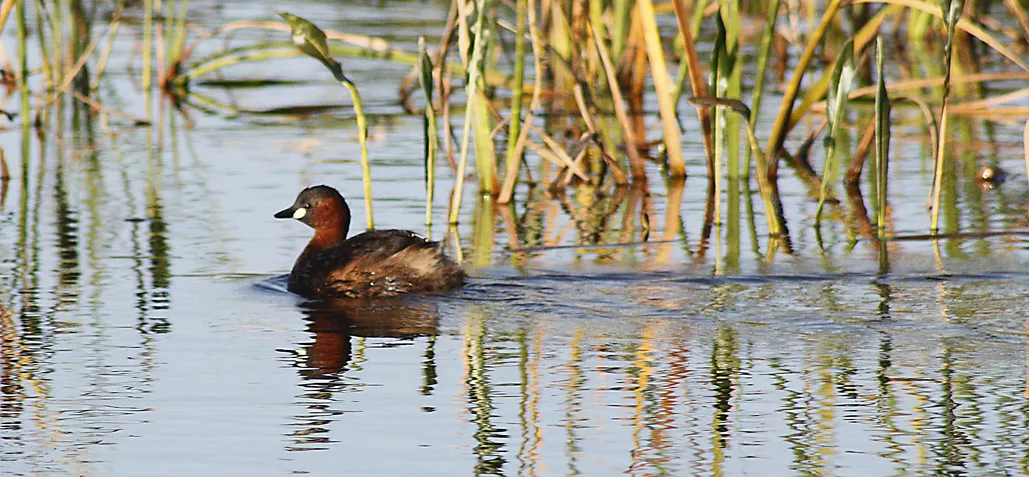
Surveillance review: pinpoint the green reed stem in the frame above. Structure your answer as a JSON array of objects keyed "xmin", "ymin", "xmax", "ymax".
[
  {"xmin": 34, "ymin": 0, "xmax": 53, "ymax": 91},
  {"xmin": 504, "ymin": 0, "xmax": 526, "ymax": 166},
  {"xmin": 711, "ymin": 15, "xmax": 727, "ymax": 225},
  {"xmin": 764, "ymin": 0, "xmax": 843, "ymax": 172},
  {"xmin": 418, "ymin": 37, "xmax": 438, "ymax": 230},
  {"xmin": 172, "ymin": 0, "xmax": 190, "ymax": 65},
  {"xmin": 611, "ymin": 0, "xmax": 631, "ymax": 61},
  {"xmin": 92, "ymin": 1, "xmax": 126, "ymax": 90},
  {"xmin": 473, "ymin": 0, "xmax": 497, "ymax": 196},
  {"xmin": 449, "ymin": 0, "xmax": 492, "ymax": 222},
  {"xmin": 143, "ymin": 0, "xmax": 153, "ymax": 95},
  {"xmin": 815, "ymin": 38, "xmax": 854, "ymax": 228},
  {"xmin": 16, "ymin": 0, "xmax": 29, "ymax": 129},
  {"xmin": 340, "ymin": 80, "xmax": 374, "ymax": 230},
  {"xmin": 874, "ymin": 38, "xmax": 891, "ymax": 238},
  {"xmin": 690, "ymin": 97, "xmax": 781, "ymax": 235},
  {"xmin": 931, "ymin": 0, "xmax": 964, "ymax": 233},
  {"xmin": 744, "ymin": 0, "xmax": 781, "ymax": 180}
]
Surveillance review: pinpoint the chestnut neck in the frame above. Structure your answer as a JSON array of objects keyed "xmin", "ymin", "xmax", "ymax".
[{"xmin": 304, "ymin": 197, "xmax": 352, "ymax": 253}]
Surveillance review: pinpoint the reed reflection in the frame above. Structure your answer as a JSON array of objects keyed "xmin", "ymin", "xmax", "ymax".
[{"xmin": 285, "ymin": 299, "xmax": 440, "ymax": 452}]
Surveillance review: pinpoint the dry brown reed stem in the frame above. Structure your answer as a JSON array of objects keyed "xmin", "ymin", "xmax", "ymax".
[
  {"xmin": 571, "ymin": 83, "xmax": 628, "ymax": 186},
  {"xmin": 890, "ymin": 95, "xmax": 939, "ymax": 169},
  {"xmin": 845, "ymin": 120, "xmax": 877, "ymax": 184},
  {"xmin": 850, "ymin": 72, "xmax": 1029, "ymax": 98},
  {"xmin": 590, "ymin": 22, "xmax": 646, "ymax": 179},
  {"xmin": 948, "ymin": 89, "xmax": 1029, "ymax": 112},
  {"xmin": 497, "ymin": 203, "xmax": 523, "ymax": 266},
  {"xmin": 785, "ymin": 5, "xmax": 893, "ymax": 132},
  {"xmin": 91, "ymin": 7, "xmax": 125, "ymax": 90},
  {"xmin": 436, "ymin": 7, "xmax": 459, "ymax": 169},
  {"xmin": 184, "ymin": 21, "xmax": 410, "ymax": 66},
  {"xmin": 670, "ymin": 0, "xmax": 714, "ymax": 173},
  {"xmin": 852, "ymin": 0, "xmax": 1029, "ymax": 71},
  {"xmin": 844, "ymin": 181, "xmax": 877, "ymax": 240},
  {"xmin": 39, "ymin": 27, "xmax": 106, "ymax": 104},
  {"xmin": 72, "ymin": 91, "xmax": 150, "ymax": 125},
  {"xmin": 529, "ymin": 124, "xmax": 589, "ymax": 180},
  {"xmin": 554, "ymin": 143, "xmax": 590, "ymax": 188},
  {"xmin": 637, "ymin": 0, "xmax": 685, "ymax": 177},
  {"xmin": 0, "ymin": 0, "xmax": 15, "ymax": 50},
  {"xmin": 1004, "ymin": 0, "xmax": 1029, "ymax": 43},
  {"xmin": 0, "ymin": 147, "xmax": 8, "ymax": 181}
]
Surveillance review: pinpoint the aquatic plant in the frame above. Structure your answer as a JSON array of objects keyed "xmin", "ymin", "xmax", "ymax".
[
  {"xmin": 1, "ymin": 0, "xmax": 1027, "ymax": 261},
  {"xmin": 277, "ymin": 11, "xmax": 375, "ymax": 230}
]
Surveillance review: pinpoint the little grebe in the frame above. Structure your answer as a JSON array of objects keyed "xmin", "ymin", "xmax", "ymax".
[{"xmin": 274, "ymin": 185, "xmax": 464, "ymax": 298}]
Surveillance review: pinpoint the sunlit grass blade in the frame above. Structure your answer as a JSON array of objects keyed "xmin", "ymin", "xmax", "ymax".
[
  {"xmin": 814, "ymin": 38, "xmax": 855, "ymax": 228},
  {"xmin": 143, "ymin": 0, "xmax": 153, "ymax": 101},
  {"xmin": 930, "ymin": 0, "xmax": 965, "ymax": 233},
  {"xmin": 1004, "ymin": 0, "xmax": 1029, "ymax": 43},
  {"xmin": 853, "ymin": 0, "xmax": 1028, "ymax": 71},
  {"xmin": 786, "ymin": 5, "xmax": 900, "ymax": 133},
  {"xmin": 503, "ymin": 0, "xmax": 527, "ymax": 171},
  {"xmin": 611, "ymin": 0, "xmax": 632, "ymax": 60},
  {"xmin": 874, "ymin": 37, "xmax": 891, "ymax": 239},
  {"xmin": 16, "ymin": 0, "xmax": 28, "ymax": 128},
  {"xmin": 764, "ymin": 0, "xmax": 844, "ymax": 173},
  {"xmin": 743, "ymin": 0, "xmax": 781, "ymax": 180},
  {"xmin": 279, "ymin": 11, "xmax": 374, "ymax": 229},
  {"xmin": 498, "ymin": 0, "xmax": 543, "ymax": 203},
  {"xmin": 716, "ymin": 0, "xmax": 741, "ymax": 181},
  {"xmin": 671, "ymin": 0, "xmax": 714, "ymax": 173},
  {"xmin": 638, "ymin": 0, "xmax": 685, "ymax": 177},
  {"xmin": 448, "ymin": 0, "xmax": 494, "ymax": 223},
  {"xmin": 591, "ymin": 21, "xmax": 646, "ymax": 180}
]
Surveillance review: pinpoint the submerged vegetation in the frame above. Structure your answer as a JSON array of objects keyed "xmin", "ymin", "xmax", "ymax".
[{"xmin": 3, "ymin": 0, "xmax": 1029, "ymax": 262}]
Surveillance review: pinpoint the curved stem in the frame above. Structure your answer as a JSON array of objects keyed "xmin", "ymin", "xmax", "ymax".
[{"xmin": 342, "ymin": 80, "xmax": 374, "ymax": 230}]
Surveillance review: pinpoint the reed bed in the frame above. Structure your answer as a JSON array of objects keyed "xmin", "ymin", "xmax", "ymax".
[{"xmin": 4, "ymin": 0, "xmax": 1029, "ymax": 260}]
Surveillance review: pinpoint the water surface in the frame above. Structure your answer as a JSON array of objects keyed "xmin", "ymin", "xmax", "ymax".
[{"xmin": 3, "ymin": 1, "xmax": 1029, "ymax": 476}]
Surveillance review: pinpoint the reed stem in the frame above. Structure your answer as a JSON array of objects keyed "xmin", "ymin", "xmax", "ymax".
[
  {"xmin": 341, "ymin": 80, "xmax": 374, "ymax": 230},
  {"xmin": 504, "ymin": 0, "xmax": 527, "ymax": 164},
  {"xmin": 16, "ymin": 0, "xmax": 29, "ymax": 129},
  {"xmin": 931, "ymin": 0, "xmax": 965, "ymax": 232},
  {"xmin": 143, "ymin": 0, "xmax": 153, "ymax": 95},
  {"xmin": 874, "ymin": 38, "xmax": 891, "ymax": 239},
  {"xmin": 418, "ymin": 37, "xmax": 438, "ymax": 230},
  {"xmin": 638, "ymin": 0, "xmax": 685, "ymax": 177}
]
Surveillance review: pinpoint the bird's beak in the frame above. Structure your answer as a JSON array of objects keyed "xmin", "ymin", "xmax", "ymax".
[{"xmin": 274, "ymin": 207, "xmax": 295, "ymax": 219}]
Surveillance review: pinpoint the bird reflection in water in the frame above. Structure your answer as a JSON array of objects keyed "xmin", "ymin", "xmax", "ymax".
[
  {"xmin": 284, "ymin": 298, "xmax": 441, "ymax": 452},
  {"xmin": 296, "ymin": 298, "xmax": 440, "ymax": 374}
]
